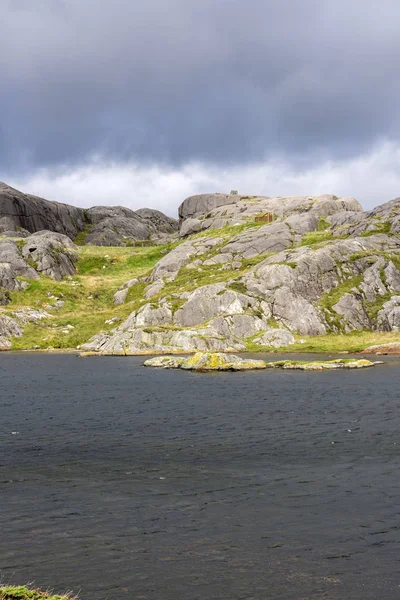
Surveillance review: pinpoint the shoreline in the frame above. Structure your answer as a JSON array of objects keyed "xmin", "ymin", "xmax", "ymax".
[{"xmin": 1, "ymin": 346, "xmax": 399, "ymax": 356}]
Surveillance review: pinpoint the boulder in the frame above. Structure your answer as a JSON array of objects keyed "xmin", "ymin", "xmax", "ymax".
[
  {"xmin": 144, "ymin": 280, "xmax": 165, "ymax": 299},
  {"xmin": 0, "ymin": 314, "xmax": 23, "ymax": 339},
  {"xmin": 377, "ymin": 296, "xmax": 400, "ymax": 331},
  {"xmin": 254, "ymin": 329, "xmax": 295, "ymax": 348},
  {"xmin": 135, "ymin": 208, "xmax": 178, "ymax": 233},
  {"xmin": 179, "ymin": 193, "xmax": 244, "ymax": 221},
  {"xmin": 0, "ymin": 336, "xmax": 12, "ymax": 350},
  {"xmin": 21, "ymin": 232, "xmax": 78, "ymax": 280},
  {"xmin": 12, "ymin": 308, "xmax": 51, "ymax": 323},
  {"xmin": 363, "ymin": 342, "xmax": 400, "ymax": 354},
  {"xmin": 0, "ymin": 240, "xmax": 39, "ymax": 280},
  {"xmin": 113, "ymin": 288, "xmax": 129, "ymax": 305}
]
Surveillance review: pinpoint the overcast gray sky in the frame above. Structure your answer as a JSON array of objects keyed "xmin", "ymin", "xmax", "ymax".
[{"xmin": 1, "ymin": 0, "xmax": 400, "ymax": 214}]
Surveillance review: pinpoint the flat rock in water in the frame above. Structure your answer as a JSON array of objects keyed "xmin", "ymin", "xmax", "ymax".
[
  {"xmin": 144, "ymin": 353, "xmax": 379, "ymax": 371},
  {"xmin": 144, "ymin": 352, "xmax": 266, "ymax": 371},
  {"xmin": 266, "ymin": 359, "xmax": 378, "ymax": 370}
]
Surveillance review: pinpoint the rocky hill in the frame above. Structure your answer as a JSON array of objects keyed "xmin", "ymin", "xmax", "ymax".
[
  {"xmin": 2, "ymin": 190, "xmax": 400, "ymax": 354},
  {"xmin": 0, "ymin": 181, "xmax": 178, "ymax": 246}
]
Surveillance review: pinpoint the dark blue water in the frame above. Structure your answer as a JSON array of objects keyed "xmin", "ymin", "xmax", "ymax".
[{"xmin": 1, "ymin": 353, "xmax": 400, "ymax": 600}]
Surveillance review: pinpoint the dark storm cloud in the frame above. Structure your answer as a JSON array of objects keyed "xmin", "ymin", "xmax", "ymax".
[{"xmin": 1, "ymin": 0, "xmax": 400, "ymax": 171}]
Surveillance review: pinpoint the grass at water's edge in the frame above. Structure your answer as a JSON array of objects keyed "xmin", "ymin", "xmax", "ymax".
[
  {"xmin": 246, "ymin": 331, "xmax": 400, "ymax": 354},
  {"xmin": 3, "ymin": 330, "xmax": 400, "ymax": 355},
  {"xmin": 0, "ymin": 585, "xmax": 76, "ymax": 600}
]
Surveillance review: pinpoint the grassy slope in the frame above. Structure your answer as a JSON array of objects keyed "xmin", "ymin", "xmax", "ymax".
[
  {"xmin": 2, "ymin": 219, "xmax": 400, "ymax": 353},
  {"xmin": 7, "ymin": 244, "xmax": 173, "ymax": 350}
]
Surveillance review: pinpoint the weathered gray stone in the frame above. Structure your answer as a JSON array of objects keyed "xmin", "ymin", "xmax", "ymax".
[
  {"xmin": 272, "ymin": 288, "xmax": 326, "ymax": 335},
  {"xmin": 174, "ymin": 284, "xmax": 256, "ymax": 327},
  {"xmin": 121, "ymin": 304, "xmax": 173, "ymax": 329},
  {"xmin": 179, "ymin": 193, "xmax": 244, "ymax": 221},
  {"xmin": 209, "ymin": 314, "xmax": 268, "ymax": 339},
  {"xmin": 0, "ymin": 181, "xmax": 85, "ymax": 239},
  {"xmin": 151, "ymin": 241, "xmax": 197, "ymax": 281},
  {"xmin": 224, "ymin": 222, "xmax": 293, "ymax": 259},
  {"xmin": 12, "ymin": 308, "xmax": 50, "ymax": 323},
  {"xmin": 114, "ymin": 288, "xmax": 129, "ymax": 305},
  {"xmin": 144, "ymin": 280, "xmax": 165, "ymax": 299},
  {"xmin": 179, "ymin": 217, "xmax": 203, "ymax": 237},
  {"xmin": 0, "ymin": 336, "xmax": 12, "ymax": 350},
  {"xmin": 254, "ymin": 329, "xmax": 295, "ymax": 348},
  {"xmin": 22, "ymin": 232, "xmax": 78, "ymax": 280},
  {"xmin": 0, "ymin": 181, "xmax": 179, "ymax": 247},
  {"xmin": 120, "ymin": 278, "xmax": 139, "ymax": 290},
  {"xmin": 384, "ymin": 261, "xmax": 400, "ymax": 293},
  {"xmin": 135, "ymin": 208, "xmax": 178, "ymax": 233},
  {"xmin": 179, "ymin": 193, "xmax": 363, "ymax": 237},
  {"xmin": 0, "ymin": 240, "xmax": 39, "ymax": 280},
  {"xmin": 0, "ymin": 314, "xmax": 23, "ymax": 338},
  {"xmin": 145, "ymin": 352, "xmax": 266, "ymax": 371},
  {"xmin": 333, "ymin": 293, "xmax": 371, "ymax": 332},
  {"xmin": 377, "ymin": 296, "xmax": 400, "ymax": 331}
]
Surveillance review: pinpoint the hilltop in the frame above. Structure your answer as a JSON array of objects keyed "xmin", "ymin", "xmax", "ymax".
[
  {"xmin": 0, "ymin": 181, "xmax": 178, "ymax": 246},
  {"xmin": 1, "ymin": 189, "xmax": 400, "ymax": 353}
]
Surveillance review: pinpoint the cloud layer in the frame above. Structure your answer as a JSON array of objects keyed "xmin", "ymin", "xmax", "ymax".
[
  {"xmin": 2, "ymin": 1, "xmax": 400, "ymax": 169},
  {"xmin": 2, "ymin": 1, "xmax": 400, "ymax": 210},
  {"xmin": 5, "ymin": 142, "xmax": 400, "ymax": 216}
]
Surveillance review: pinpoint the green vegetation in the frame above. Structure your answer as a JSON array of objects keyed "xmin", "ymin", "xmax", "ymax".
[
  {"xmin": 190, "ymin": 219, "xmax": 268, "ymax": 241},
  {"xmin": 0, "ymin": 586, "xmax": 75, "ymax": 600},
  {"xmin": 227, "ymin": 281, "xmax": 247, "ymax": 294},
  {"xmin": 318, "ymin": 274, "xmax": 364, "ymax": 331},
  {"xmin": 74, "ymin": 223, "xmax": 92, "ymax": 246},
  {"xmin": 7, "ymin": 244, "xmax": 174, "ymax": 350},
  {"xmin": 361, "ymin": 220, "xmax": 391, "ymax": 236},
  {"xmin": 299, "ymin": 230, "xmax": 344, "ymax": 247},
  {"xmin": 317, "ymin": 217, "xmax": 330, "ymax": 231},
  {"xmin": 246, "ymin": 331, "xmax": 400, "ymax": 353}
]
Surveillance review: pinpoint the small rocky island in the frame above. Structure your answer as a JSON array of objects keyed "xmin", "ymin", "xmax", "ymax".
[{"xmin": 144, "ymin": 352, "xmax": 379, "ymax": 371}]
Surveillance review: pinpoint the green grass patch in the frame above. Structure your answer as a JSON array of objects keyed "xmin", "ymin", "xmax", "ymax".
[
  {"xmin": 299, "ymin": 230, "xmax": 340, "ymax": 246},
  {"xmin": 317, "ymin": 217, "xmax": 331, "ymax": 231},
  {"xmin": 245, "ymin": 331, "xmax": 400, "ymax": 353},
  {"xmin": 227, "ymin": 281, "xmax": 247, "ymax": 294},
  {"xmin": 7, "ymin": 244, "xmax": 179, "ymax": 350},
  {"xmin": 361, "ymin": 220, "xmax": 391, "ymax": 236},
  {"xmin": 0, "ymin": 586, "xmax": 75, "ymax": 600},
  {"xmin": 190, "ymin": 219, "xmax": 269, "ymax": 242},
  {"xmin": 74, "ymin": 223, "xmax": 92, "ymax": 246}
]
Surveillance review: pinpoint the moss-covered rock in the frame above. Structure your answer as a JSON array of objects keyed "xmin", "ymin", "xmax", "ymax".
[
  {"xmin": 266, "ymin": 358, "xmax": 377, "ymax": 370},
  {"xmin": 0, "ymin": 585, "xmax": 74, "ymax": 600},
  {"xmin": 144, "ymin": 353, "xmax": 380, "ymax": 371},
  {"xmin": 144, "ymin": 352, "xmax": 266, "ymax": 371}
]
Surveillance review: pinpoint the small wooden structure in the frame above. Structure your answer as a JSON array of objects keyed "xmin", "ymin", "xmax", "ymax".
[{"xmin": 255, "ymin": 212, "xmax": 275, "ymax": 223}]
